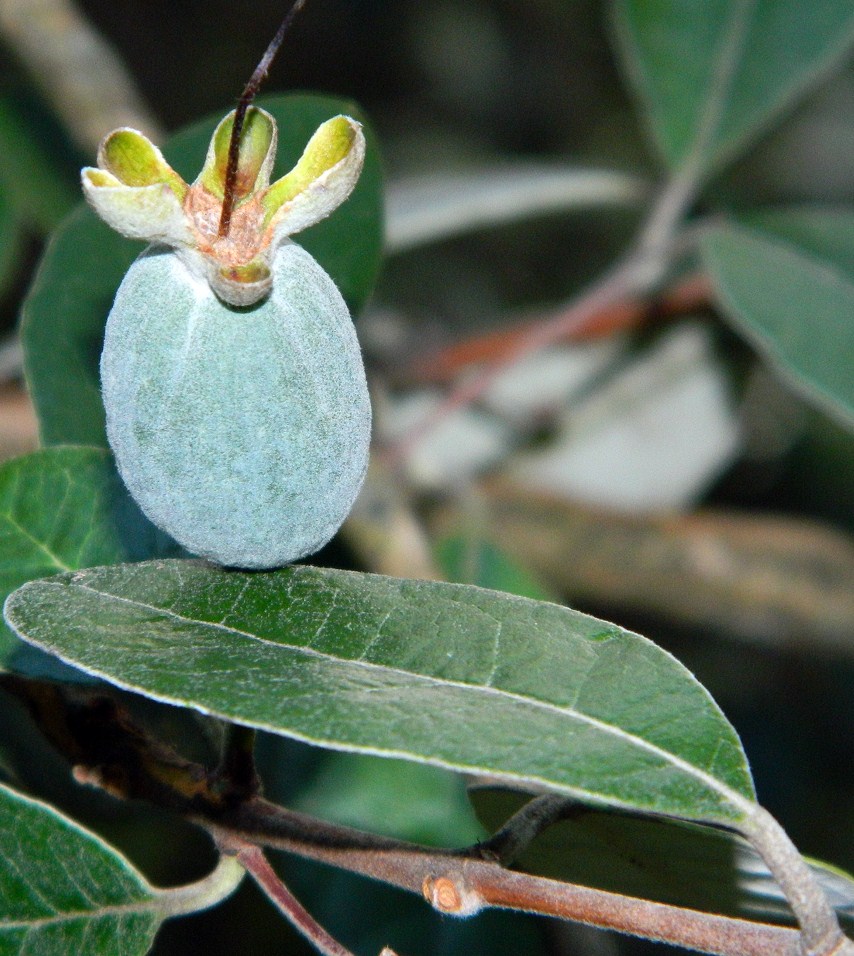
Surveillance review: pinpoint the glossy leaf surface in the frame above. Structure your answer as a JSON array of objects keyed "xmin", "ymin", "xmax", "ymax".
[
  {"xmin": 702, "ymin": 207, "xmax": 854, "ymax": 430},
  {"xmin": 0, "ymin": 781, "xmax": 243, "ymax": 954},
  {"xmin": 21, "ymin": 93, "xmax": 383, "ymax": 447},
  {"xmin": 5, "ymin": 560, "xmax": 756, "ymax": 825},
  {"xmin": 612, "ymin": 0, "xmax": 854, "ymax": 177}
]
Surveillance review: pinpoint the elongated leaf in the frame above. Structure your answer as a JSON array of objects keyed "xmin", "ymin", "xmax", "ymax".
[
  {"xmin": 5, "ymin": 560, "xmax": 755, "ymax": 826},
  {"xmin": 385, "ymin": 165, "xmax": 644, "ymax": 254},
  {"xmin": 0, "ymin": 781, "xmax": 243, "ymax": 954},
  {"xmin": 0, "ymin": 92, "xmax": 78, "ymax": 233},
  {"xmin": 21, "ymin": 93, "xmax": 383, "ymax": 447},
  {"xmin": 612, "ymin": 0, "xmax": 854, "ymax": 177},
  {"xmin": 21, "ymin": 208, "xmax": 137, "ymax": 446},
  {"xmin": 0, "ymin": 447, "xmax": 178, "ymax": 674},
  {"xmin": 0, "ymin": 191, "xmax": 24, "ymax": 301},
  {"xmin": 471, "ymin": 786, "xmax": 854, "ymax": 931},
  {"xmin": 435, "ymin": 533, "xmax": 554, "ymax": 602},
  {"xmin": 294, "ymin": 752, "xmax": 484, "ymax": 846},
  {"xmin": 701, "ymin": 208, "xmax": 854, "ymax": 430}
]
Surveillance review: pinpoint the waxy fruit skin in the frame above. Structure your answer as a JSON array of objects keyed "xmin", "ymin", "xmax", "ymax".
[{"xmin": 101, "ymin": 241, "xmax": 371, "ymax": 569}]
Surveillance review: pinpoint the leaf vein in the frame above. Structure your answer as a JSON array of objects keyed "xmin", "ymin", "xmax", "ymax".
[
  {"xmin": 0, "ymin": 511, "xmax": 73, "ymax": 573},
  {"xmin": 62, "ymin": 580, "xmax": 754, "ymax": 813}
]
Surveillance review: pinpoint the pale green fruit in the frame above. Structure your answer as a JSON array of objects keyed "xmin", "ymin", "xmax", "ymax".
[{"xmin": 101, "ymin": 241, "xmax": 371, "ymax": 569}]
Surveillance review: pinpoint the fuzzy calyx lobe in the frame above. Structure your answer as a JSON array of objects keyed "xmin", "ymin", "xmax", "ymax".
[{"xmin": 81, "ymin": 108, "xmax": 365, "ymax": 306}]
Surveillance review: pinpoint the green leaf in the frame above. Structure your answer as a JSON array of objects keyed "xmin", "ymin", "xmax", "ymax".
[
  {"xmin": 21, "ymin": 92, "xmax": 384, "ymax": 448},
  {"xmin": 435, "ymin": 533, "xmax": 554, "ymax": 602},
  {"xmin": 5, "ymin": 560, "xmax": 756, "ymax": 826},
  {"xmin": 0, "ymin": 92, "xmax": 78, "ymax": 233},
  {"xmin": 612, "ymin": 0, "xmax": 854, "ymax": 177},
  {"xmin": 701, "ymin": 207, "xmax": 854, "ymax": 431},
  {"xmin": 470, "ymin": 786, "xmax": 854, "ymax": 933},
  {"xmin": 294, "ymin": 752, "xmax": 484, "ymax": 847},
  {"xmin": 21, "ymin": 207, "xmax": 138, "ymax": 446},
  {"xmin": 0, "ymin": 447, "xmax": 178, "ymax": 675},
  {"xmin": 0, "ymin": 191, "xmax": 24, "ymax": 302},
  {"xmin": 0, "ymin": 781, "xmax": 242, "ymax": 954}
]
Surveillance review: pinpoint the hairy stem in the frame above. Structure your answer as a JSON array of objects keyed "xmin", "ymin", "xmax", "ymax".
[
  {"xmin": 8, "ymin": 676, "xmax": 848, "ymax": 956},
  {"xmin": 222, "ymin": 837, "xmax": 358, "ymax": 956},
  {"xmin": 383, "ymin": 209, "xmax": 712, "ymax": 467},
  {"xmin": 383, "ymin": 251, "xmax": 650, "ymax": 467},
  {"xmin": 740, "ymin": 806, "xmax": 854, "ymax": 956},
  {"xmin": 478, "ymin": 793, "xmax": 579, "ymax": 866},
  {"xmin": 205, "ymin": 797, "xmax": 830, "ymax": 956}
]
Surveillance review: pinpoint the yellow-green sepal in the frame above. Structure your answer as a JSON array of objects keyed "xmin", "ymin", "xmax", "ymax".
[
  {"xmin": 97, "ymin": 128, "xmax": 188, "ymax": 199},
  {"xmin": 81, "ymin": 176, "xmax": 191, "ymax": 247},
  {"xmin": 197, "ymin": 107, "xmax": 276, "ymax": 203},
  {"xmin": 261, "ymin": 115, "xmax": 365, "ymax": 238},
  {"xmin": 205, "ymin": 258, "xmax": 273, "ymax": 307},
  {"xmin": 79, "ymin": 103, "xmax": 368, "ymax": 308},
  {"xmin": 81, "ymin": 128, "xmax": 192, "ymax": 245}
]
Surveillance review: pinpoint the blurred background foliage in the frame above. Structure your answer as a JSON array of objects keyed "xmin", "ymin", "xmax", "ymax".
[{"xmin": 0, "ymin": 1, "xmax": 852, "ymax": 954}]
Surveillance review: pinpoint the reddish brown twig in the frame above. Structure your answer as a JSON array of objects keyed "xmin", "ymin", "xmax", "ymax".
[
  {"xmin": 221, "ymin": 836, "xmax": 358, "ymax": 956},
  {"xmin": 5, "ymin": 676, "xmax": 847, "ymax": 956},
  {"xmin": 383, "ymin": 255, "xmax": 644, "ymax": 466},
  {"xmin": 408, "ymin": 270, "xmax": 713, "ymax": 385},
  {"xmin": 209, "ymin": 798, "xmax": 823, "ymax": 956}
]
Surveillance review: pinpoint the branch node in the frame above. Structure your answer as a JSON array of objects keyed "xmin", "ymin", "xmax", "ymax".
[
  {"xmin": 213, "ymin": 722, "xmax": 260, "ymax": 804},
  {"xmin": 422, "ymin": 872, "xmax": 484, "ymax": 917}
]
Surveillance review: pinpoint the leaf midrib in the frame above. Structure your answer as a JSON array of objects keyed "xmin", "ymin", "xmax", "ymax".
[
  {"xmin": 719, "ymin": 222, "xmax": 854, "ymax": 296},
  {"xmin": 0, "ymin": 894, "xmax": 160, "ymax": 932},
  {"xmin": 45, "ymin": 578, "xmax": 753, "ymax": 816},
  {"xmin": 679, "ymin": 0, "xmax": 757, "ymax": 178}
]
